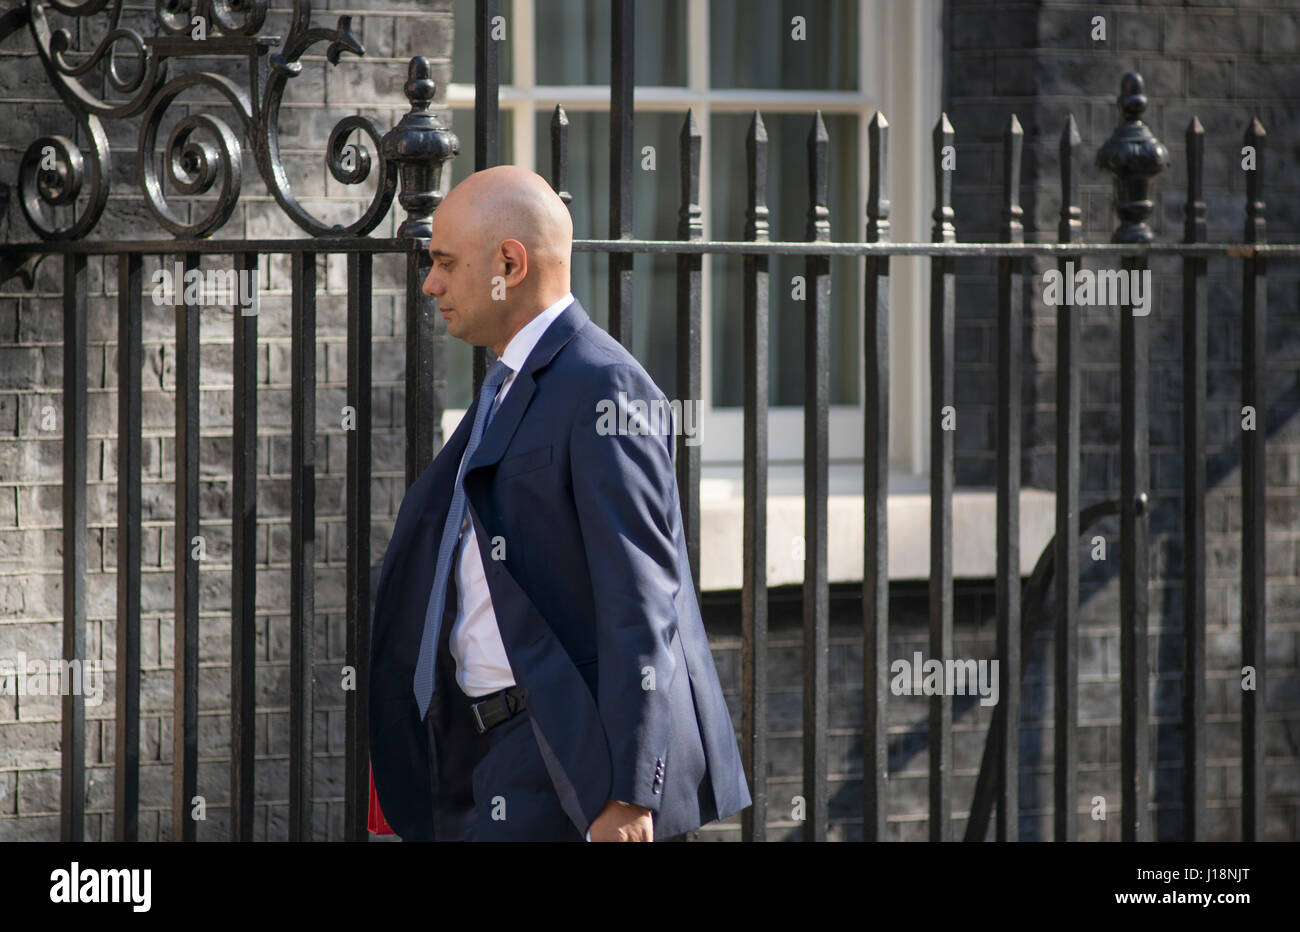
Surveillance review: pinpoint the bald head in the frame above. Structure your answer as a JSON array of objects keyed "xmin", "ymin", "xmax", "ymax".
[
  {"xmin": 423, "ymin": 166, "xmax": 573, "ymax": 354},
  {"xmin": 451, "ymin": 165, "xmax": 573, "ymax": 272}
]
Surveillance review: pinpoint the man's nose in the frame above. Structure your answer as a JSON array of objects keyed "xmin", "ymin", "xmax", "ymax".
[{"xmin": 422, "ymin": 266, "xmax": 440, "ymax": 297}]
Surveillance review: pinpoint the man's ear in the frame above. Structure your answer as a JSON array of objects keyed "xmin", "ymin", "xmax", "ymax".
[{"xmin": 498, "ymin": 238, "xmax": 528, "ymax": 287}]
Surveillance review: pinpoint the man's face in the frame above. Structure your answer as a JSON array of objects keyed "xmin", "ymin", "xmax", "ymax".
[{"xmin": 422, "ymin": 197, "xmax": 497, "ymax": 346}]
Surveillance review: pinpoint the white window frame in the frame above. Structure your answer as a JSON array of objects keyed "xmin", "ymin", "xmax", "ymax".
[{"xmin": 444, "ymin": 0, "xmax": 945, "ymax": 484}]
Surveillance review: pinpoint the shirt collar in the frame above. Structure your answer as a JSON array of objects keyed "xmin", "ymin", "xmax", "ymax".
[{"xmin": 498, "ymin": 291, "xmax": 574, "ymax": 373}]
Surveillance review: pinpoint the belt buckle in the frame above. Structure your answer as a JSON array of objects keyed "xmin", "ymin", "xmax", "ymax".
[{"xmin": 472, "ymin": 700, "xmax": 487, "ymax": 734}]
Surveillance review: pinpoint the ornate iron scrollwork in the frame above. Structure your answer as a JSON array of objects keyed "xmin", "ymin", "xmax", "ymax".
[
  {"xmin": 9, "ymin": 0, "xmax": 434, "ymax": 240},
  {"xmin": 18, "ymin": 114, "xmax": 110, "ymax": 239}
]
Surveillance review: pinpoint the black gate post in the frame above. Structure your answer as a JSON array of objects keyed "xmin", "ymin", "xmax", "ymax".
[
  {"xmin": 381, "ymin": 57, "xmax": 459, "ymax": 479},
  {"xmin": 1097, "ymin": 71, "xmax": 1168, "ymax": 843}
]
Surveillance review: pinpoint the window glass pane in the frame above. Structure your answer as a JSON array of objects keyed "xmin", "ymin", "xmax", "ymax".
[
  {"xmin": 446, "ymin": 108, "xmax": 516, "ymax": 189},
  {"xmin": 536, "ymin": 109, "xmax": 686, "ymax": 395},
  {"xmin": 536, "ymin": 0, "xmax": 688, "ymax": 86},
  {"xmin": 440, "ymin": 109, "xmax": 517, "ymax": 409},
  {"xmin": 710, "ymin": 112, "xmax": 859, "ymax": 407},
  {"xmin": 452, "ymin": 0, "xmax": 514, "ymax": 86},
  {"xmin": 710, "ymin": 0, "xmax": 857, "ymax": 90}
]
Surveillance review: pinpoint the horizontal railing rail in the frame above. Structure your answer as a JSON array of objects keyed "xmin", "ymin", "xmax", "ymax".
[{"xmin": 5, "ymin": 239, "xmax": 1298, "ymax": 257}]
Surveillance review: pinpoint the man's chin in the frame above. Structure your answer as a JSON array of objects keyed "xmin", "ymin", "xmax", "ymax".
[
  {"xmin": 441, "ymin": 321, "xmax": 488, "ymax": 348},
  {"xmin": 448, "ymin": 329, "xmax": 488, "ymax": 347}
]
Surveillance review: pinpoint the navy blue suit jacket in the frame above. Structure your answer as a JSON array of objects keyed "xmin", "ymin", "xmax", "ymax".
[{"xmin": 368, "ymin": 297, "xmax": 751, "ymax": 840}]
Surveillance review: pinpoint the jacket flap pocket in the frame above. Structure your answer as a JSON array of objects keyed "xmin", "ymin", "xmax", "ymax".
[{"xmin": 497, "ymin": 444, "xmax": 552, "ymax": 479}]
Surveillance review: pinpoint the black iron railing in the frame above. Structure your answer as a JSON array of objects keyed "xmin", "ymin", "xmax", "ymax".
[{"xmin": 0, "ymin": 0, "xmax": 1294, "ymax": 843}]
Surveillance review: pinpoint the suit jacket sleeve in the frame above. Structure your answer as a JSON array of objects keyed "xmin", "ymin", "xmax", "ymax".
[{"xmin": 569, "ymin": 363, "xmax": 683, "ymax": 813}]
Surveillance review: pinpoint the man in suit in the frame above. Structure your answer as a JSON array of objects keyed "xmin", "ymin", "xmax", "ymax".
[{"xmin": 368, "ymin": 165, "xmax": 751, "ymax": 841}]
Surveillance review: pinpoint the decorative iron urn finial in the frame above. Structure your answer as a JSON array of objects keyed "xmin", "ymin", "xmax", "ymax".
[
  {"xmin": 1096, "ymin": 72, "xmax": 1171, "ymax": 244},
  {"xmin": 381, "ymin": 57, "xmax": 460, "ymax": 239}
]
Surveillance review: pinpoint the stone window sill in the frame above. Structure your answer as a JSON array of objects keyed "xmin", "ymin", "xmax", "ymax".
[{"xmin": 697, "ymin": 471, "xmax": 1056, "ymax": 591}]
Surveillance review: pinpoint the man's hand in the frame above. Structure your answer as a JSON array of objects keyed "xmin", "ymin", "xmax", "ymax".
[{"xmin": 587, "ymin": 799, "xmax": 653, "ymax": 842}]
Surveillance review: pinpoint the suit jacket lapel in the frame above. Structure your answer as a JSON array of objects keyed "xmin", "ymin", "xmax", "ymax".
[{"xmin": 466, "ymin": 298, "xmax": 590, "ymax": 473}]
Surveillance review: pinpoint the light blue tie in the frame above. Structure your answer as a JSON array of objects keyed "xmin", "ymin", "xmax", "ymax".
[{"xmin": 413, "ymin": 359, "xmax": 512, "ymax": 720}]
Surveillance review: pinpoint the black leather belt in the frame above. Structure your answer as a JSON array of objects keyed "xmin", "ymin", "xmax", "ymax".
[{"xmin": 469, "ymin": 685, "xmax": 527, "ymax": 734}]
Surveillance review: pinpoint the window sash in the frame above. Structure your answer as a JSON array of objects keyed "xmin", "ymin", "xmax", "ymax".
[{"xmin": 444, "ymin": 0, "xmax": 942, "ymax": 476}]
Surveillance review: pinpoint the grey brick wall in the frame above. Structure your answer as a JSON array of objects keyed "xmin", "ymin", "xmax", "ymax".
[
  {"xmin": 700, "ymin": 579, "xmax": 1170, "ymax": 842},
  {"xmin": 0, "ymin": 0, "xmax": 452, "ymax": 841},
  {"xmin": 945, "ymin": 0, "xmax": 1300, "ymax": 840},
  {"xmin": 699, "ymin": 584, "xmax": 1009, "ymax": 842}
]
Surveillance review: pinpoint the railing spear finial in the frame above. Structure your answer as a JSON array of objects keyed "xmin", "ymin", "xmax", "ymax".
[
  {"xmin": 550, "ymin": 104, "xmax": 572, "ymax": 208},
  {"xmin": 931, "ymin": 113, "xmax": 955, "ymax": 243},
  {"xmin": 867, "ymin": 111, "xmax": 889, "ymax": 243},
  {"xmin": 745, "ymin": 111, "xmax": 769, "ymax": 243},
  {"xmin": 1002, "ymin": 114, "xmax": 1024, "ymax": 244},
  {"xmin": 1244, "ymin": 117, "xmax": 1266, "ymax": 245},
  {"xmin": 1059, "ymin": 114, "xmax": 1082, "ymax": 244}
]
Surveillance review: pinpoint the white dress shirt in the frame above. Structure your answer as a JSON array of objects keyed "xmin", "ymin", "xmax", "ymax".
[{"xmin": 447, "ymin": 291, "xmax": 574, "ymax": 697}]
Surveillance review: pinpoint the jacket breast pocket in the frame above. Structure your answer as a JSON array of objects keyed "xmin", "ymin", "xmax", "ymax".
[{"xmin": 497, "ymin": 444, "xmax": 552, "ymax": 479}]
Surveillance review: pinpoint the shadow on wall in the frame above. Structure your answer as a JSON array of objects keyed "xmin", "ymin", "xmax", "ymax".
[{"xmin": 825, "ymin": 373, "xmax": 1300, "ymax": 838}]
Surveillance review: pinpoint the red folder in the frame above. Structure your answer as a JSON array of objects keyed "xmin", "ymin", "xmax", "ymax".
[{"xmin": 368, "ymin": 763, "xmax": 395, "ymax": 835}]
